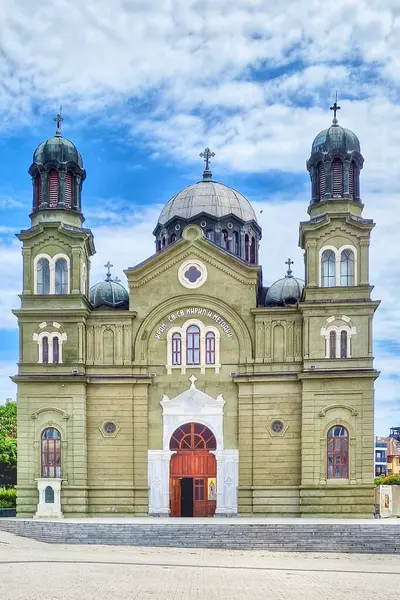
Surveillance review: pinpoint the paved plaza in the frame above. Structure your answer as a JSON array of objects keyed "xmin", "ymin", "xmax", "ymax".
[{"xmin": 1, "ymin": 528, "xmax": 400, "ymax": 600}]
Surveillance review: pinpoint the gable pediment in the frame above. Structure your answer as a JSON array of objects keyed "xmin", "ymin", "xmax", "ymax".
[{"xmin": 161, "ymin": 376, "xmax": 224, "ymax": 416}]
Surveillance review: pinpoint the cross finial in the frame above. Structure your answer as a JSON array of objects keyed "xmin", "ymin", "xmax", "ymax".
[
  {"xmin": 330, "ymin": 92, "xmax": 341, "ymax": 125},
  {"xmin": 104, "ymin": 261, "xmax": 113, "ymax": 281},
  {"xmin": 285, "ymin": 258, "xmax": 294, "ymax": 277},
  {"xmin": 53, "ymin": 106, "xmax": 64, "ymax": 137},
  {"xmin": 189, "ymin": 375, "xmax": 197, "ymax": 389},
  {"xmin": 114, "ymin": 276, "xmax": 121, "ymax": 283},
  {"xmin": 199, "ymin": 147, "xmax": 215, "ymax": 180}
]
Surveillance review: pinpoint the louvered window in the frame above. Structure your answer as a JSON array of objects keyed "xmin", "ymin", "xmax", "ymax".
[
  {"xmin": 318, "ymin": 163, "xmax": 326, "ymax": 199},
  {"xmin": 332, "ymin": 159, "xmax": 343, "ymax": 197},
  {"xmin": 65, "ymin": 172, "xmax": 73, "ymax": 209},
  {"xmin": 36, "ymin": 175, "xmax": 42, "ymax": 206},
  {"xmin": 48, "ymin": 171, "xmax": 59, "ymax": 208},
  {"xmin": 349, "ymin": 161, "xmax": 355, "ymax": 199}
]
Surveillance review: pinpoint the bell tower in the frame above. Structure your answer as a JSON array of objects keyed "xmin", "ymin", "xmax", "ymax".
[{"xmin": 298, "ymin": 101, "xmax": 379, "ymax": 517}]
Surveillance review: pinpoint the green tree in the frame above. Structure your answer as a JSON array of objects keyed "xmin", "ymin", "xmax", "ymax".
[{"xmin": 0, "ymin": 401, "xmax": 17, "ymax": 488}]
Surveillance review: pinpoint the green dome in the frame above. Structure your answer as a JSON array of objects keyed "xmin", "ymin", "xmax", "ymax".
[
  {"xmin": 311, "ymin": 124, "xmax": 360, "ymax": 155},
  {"xmin": 266, "ymin": 273, "xmax": 304, "ymax": 306},
  {"xmin": 33, "ymin": 135, "xmax": 83, "ymax": 167},
  {"xmin": 89, "ymin": 279, "xmax": 129, "ymax": 309}
]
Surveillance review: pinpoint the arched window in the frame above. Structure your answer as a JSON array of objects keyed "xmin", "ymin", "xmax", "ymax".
[
  {"xmin": 42, "ymin": 336, "xmax": 49, "ymax": 364},
  {"xmin": 205, "ymin": 332, "xmax": 215, "ymax": 364},
  {"xmin": 64, "ymin": 171, "xmax": 73, "ymax": 209},
  {"xmin": 48, "ymin": 170, "xmax": 59, "ymax": 208},
  {"xmin": 332, "ymin": 159, "xmax": 343, "ymax": 197},
  {"xmin": 172, "ymin": 333, "xmax": 181, "ymax": 366},
  {"xmin": 55, "ymin": 258, "xmax": 68, "ymax": 294},
  {"xmin": 157, "ymin": 240, "xmax": 161, "ymax": 251},
  {"xmin": 170, "ymin": 233, "xmax": 176, "ymax": 243},
  {"xmin": 53, "ymin": 337, "xmax": 60, "ymax": 364},
  {"xmin": 329, "ymin": 331, "xmax": 336, "ymax": 358},
  {"xmin": 318, "ymin": 162, "xmax": 326, "ymax": 199},
  {"xmin": 162, "ymin": 236, "xmax": 166, "ymax": 247},
  {"xmin": 321, "ymin": 250, "xmax": 336, "ymax": 287},
  {"xmin": 170, "ymin": 422, "xmax": 216, "ymax": 451},
  {"xmin": 250, "ymin": 236, "xmax": 256, "ymax": 264},
  {"xmin": 245, "ymin": 234, "xmax": 249, "ymax": 261},
  {"xmin": 206, "ymin": 230, "xmax": 214, "ymax": 242},
  {"xmin": 37, "ymin": 258, "xmax": 50, "ymax": 295},
  {"xmin": 340, "ymin": 249, "xmax": 355, "ymax": 286},
  {"xmin": 349, "ymin": 161, "xmax": 355, "ymax": 199},
  {"xmin": 232, "ymin": 231, "xmax": 239, "ymax": 255},
  {"xmin": 327, "ymin": 426, "xmax": 348, "ymax": 479},
  {"xmin": 221, "ymin": 230, "xmax": 229, "ymax": 250},
  {"xmin": 340, "ymin": 330, "xmax": 348, "ymax": 359},
  {"xmin": 41, "ymin": 428, "xmax": 61, "ymax": 478},
  {"xmin": 36, "ymin": 174, "xmax": 42, "ymax": 207},
  {"xmin": 187, "ymin": 325, "xmax": 200, "ymax": 365}
]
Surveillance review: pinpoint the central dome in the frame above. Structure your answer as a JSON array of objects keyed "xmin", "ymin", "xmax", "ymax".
[{"xmin": 158, "ymin": 180, "xmax": 257, "ymax": 225}]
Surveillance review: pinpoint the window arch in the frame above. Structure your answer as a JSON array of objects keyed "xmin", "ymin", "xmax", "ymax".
[
  {"xmin": 332, "ymin": 159, "xmax": 343, "ymax": 197},
  {"xmin": 37, "ymin": 257, "xmax": 50, "ymax": 295},
  {"xmin": 206, "ymin": 331, "xmax": 215, "ymax": 364},
  {"xmin": 187, "ymin": 325, "xmax": 200, "ymax": 365},
  {"xmin": 170, "ymin": 422, "xmax": 216, "ymax": 451},
  {"xmin": 55, "ymin": 258, "xmax": 68, "ymax": 294},
  {"xmin": 250, "ymin": 236, "xmax": 256, "ymax": 264},
  {"xmin": 321, "ymin": 250, "xmax": 336, "ymax": 287},
  {"xmin": 232, "ymin": 231, "xmax": 239, "ymax": 255},
  {"xmin": 166, "ymin": 320, "xmax": 221, "ymax": 374},
  {"xmin": 42, "ymin": 336, "xmax": 49, "ymax": 364},
  {"xmin": 64, "ymin": 171, "xmax": 73, "ymax": 209},
  {"xmin": 329, "ymin": 331, "xmax": 336, "ymax": 358},
  {"xmin": 340, "ymin": 249, "xmax": 355, "ymax": 286},
  {"xmin": 245, "ymin": 234, "xmax": 249, "ymax": 261},
  {"xmin": 41, "ymin": 428, "xmax": 61, "ymax": 478},
  {"xmin": 48, "ymin": 170, "xmax": 59, "ymax": 208},
  {"xmin": 170, "ymin": 233, "xmax": 177, "ymax": 243},
  {"xmin": 327, "ymin": 426, "xmax": 348, "ymax": 479},
  {"xmin": 318, "ymin": 162, "xmax": 326, "ymax": 199},
  {"xmin": 172, "ymin": 333, "xmax": 182, "ymax": 366}
]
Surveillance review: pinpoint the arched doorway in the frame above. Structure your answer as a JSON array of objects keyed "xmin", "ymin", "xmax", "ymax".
[{"xmin": 169, "ymin": 422, "xmax": 217, "ymax": 517}]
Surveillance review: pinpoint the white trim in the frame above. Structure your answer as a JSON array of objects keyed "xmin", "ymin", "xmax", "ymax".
[
  {"xmin": 33, "ymin": 253, "xmax": 70, "ymax": 295},
  {"xmin": 320, "ymin": 316, "xmax": 356, "ymax": 358},
  {"xmin": 81, "ymin": 262, "xmax": 87, "ymax": 295},
  {"xmin": 318, "ymin": 244, "xmax": 358, "ymax": 287},
  {"xmin": 33, "ymin": 331, "xmax": 67, "ymax": 364},
  {"xmin": 178, "ymin": 259, "xmax": 208, "ymax": 289},
  {"xmin": 166, "ymin": 318, "xmax": 221, "ymax": 374}
]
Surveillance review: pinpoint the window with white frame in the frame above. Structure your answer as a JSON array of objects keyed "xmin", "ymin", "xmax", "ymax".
[
  {"xmin": 319, "ymin": 245, "xmax": 357, "ymax": 288},
  {"xmin": 33, "ymin": 331, "xmax": 67, "ymax": 364},
  {"xmin": 34, "ymin": 253, "xmax": 70, "ymax": 295},
  {"xmin": 321, "ymin": 315, "xmax": 356, "ymax": 359},
  {"xmin": 166, "ymin": 319, "xmax": 220, "ymax": 374}
]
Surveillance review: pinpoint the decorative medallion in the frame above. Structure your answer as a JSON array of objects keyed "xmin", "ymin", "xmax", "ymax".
[
  {"xmin": 178, "ymin": 259, "xmax": 208, "ymax": 289},
  {"xmin": 271, "ymin": 420, "xmax": 284, "ymax": 433},
  {"xmin": 100, "ymin": 420, "xmax": 120, "ymax": 438},
  {"xmin": 104, "ymin": 422, "xmax": 116, "ymax": 434}
]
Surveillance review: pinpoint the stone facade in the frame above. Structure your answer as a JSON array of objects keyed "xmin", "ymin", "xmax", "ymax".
[{"xmin": 13, "ymin": 116, "xmax": 379, "ymax": 518}]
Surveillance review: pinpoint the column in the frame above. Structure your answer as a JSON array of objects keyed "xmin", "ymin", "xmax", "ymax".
[{"xmin": 214, "ymin": 450, "xmax": 239, "ymax": 516}]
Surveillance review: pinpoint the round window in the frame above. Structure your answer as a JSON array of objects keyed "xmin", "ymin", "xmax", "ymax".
[
  {"xmin": 175, "ymin": 224, "xmax": 181, "ymax": 231},
  {"xmin": 271, "ymin": 420, "xmax": 284, "ymax": 434},
  {"xmin": 227, "ymin": 222, "xmax": 233, "ymax": 229},
  {"xmin": 178, "ymin": 259, "xmax": 208, "ymax": 289},
  {"xmin": 200, "ymin": 220, "xmax": 207, "ymax": 228},
  {"xmin": 104, "ymin": 422, "xmax": 116, "ymax": 435}
]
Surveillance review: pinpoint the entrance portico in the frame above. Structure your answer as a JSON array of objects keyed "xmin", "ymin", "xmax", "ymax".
[{"xmin": 148, "ymin": 376, "xmax": 238, "ymax": 517}]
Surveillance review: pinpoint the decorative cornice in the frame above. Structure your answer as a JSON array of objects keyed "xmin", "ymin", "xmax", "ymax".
[{"xmin": 318, "ymin": 403, "xmax": 358, "ymax": 417}]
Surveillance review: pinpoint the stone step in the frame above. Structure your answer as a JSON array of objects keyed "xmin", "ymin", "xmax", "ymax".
[{"xmin": 1, "ymin": 520, "xmax": 399, "ymax": 553}]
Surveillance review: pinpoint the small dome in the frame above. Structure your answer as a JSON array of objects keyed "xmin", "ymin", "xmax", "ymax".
[
  {"xmin": 311, "ymin": 124, "xmax": 360, "ymax": 155},
  {"xmin": 33, "ymin": 135, "xmax": 83, "ymax": 168},
  {"xmin": 266, "ymin": 262, "xmax": 304, "ymax": 306},
  {"xmin": 90, "ymin": 276, "xmax": 129, "ymax": 309},
  {"xmin": 158, "ymin": 180, "xmax": 257, "ymax": 225}
]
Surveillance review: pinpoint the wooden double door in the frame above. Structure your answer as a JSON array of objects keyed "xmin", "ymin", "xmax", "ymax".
[{"xmin": 170, "ymin": 451, "xmax": 216, "ymax": 517}]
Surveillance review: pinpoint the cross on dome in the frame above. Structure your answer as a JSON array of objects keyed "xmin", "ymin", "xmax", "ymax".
[
  {"xmin": 53, "ymin": 106, "xmax": 64, "ymax": 137},
  {"xmin": 200, "ymin": 147, "xmax": 215, "ymax": 180},
  {"xmin": 104, "ymin": 261, "xmax": 113, "ymax": 281},
  {"xmin": 330, "ymin": 92, "xmax": 341, "ymax": 125},
  {"xmin": 285, "ymin": 258, "xmax": 294, "ymax": 277}
]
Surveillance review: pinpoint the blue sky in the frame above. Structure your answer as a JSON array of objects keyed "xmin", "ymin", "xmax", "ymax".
[{"xmin": 0, "ymin": 0, "xmax": 399, "ymax": 435}]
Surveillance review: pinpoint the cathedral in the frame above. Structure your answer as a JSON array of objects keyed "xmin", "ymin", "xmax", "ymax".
[{"xmin": 13, "ymin": 104, "xmax": 379, "ymax": 518}]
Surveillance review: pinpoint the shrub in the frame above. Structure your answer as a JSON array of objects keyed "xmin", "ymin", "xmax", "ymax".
[
  {"xmin": 0, "ymin": 488, "xmax": 16, "ymax": 508},
  {"xmin": 374, "ymin": 474, "xmax": 400, "ymax": 486}
]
